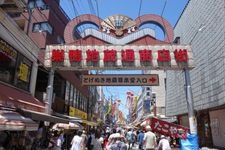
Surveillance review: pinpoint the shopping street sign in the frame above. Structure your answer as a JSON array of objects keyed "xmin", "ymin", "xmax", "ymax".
[
  {"xmin": 44, "ymin": 45, "xmax": 194, "ymax": 70},
  {"xmin": 81, "ymin": 74, "xmax": 159, "ymax": 86}
]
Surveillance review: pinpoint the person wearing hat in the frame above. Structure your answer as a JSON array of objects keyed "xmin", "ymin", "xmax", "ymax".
[
  {"xmin": 143, "ymin": 125, "xmax": 157, "ymax": 150},
  {"xmin": 157, "ymin": 135, "xmax": 171, "ymax": 150}
]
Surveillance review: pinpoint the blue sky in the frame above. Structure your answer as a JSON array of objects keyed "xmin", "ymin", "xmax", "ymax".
[{"xmin": 60, "ymin": 0, "xmax": 189, "ymax": 116}]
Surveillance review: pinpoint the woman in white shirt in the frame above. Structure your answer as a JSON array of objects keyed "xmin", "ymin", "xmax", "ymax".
[{"xmin": 71, "ymin": 130, "xmax": 83, "ymax": 150}]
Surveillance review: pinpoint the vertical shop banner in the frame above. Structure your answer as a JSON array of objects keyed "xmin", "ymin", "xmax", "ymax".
[
  {"xmin": 143, "ymin": 100, "xmax": 151, "ymax": 114},
  {"xmin": 151, "ymin": 117, "xmax": 189, "ymax": 139}
]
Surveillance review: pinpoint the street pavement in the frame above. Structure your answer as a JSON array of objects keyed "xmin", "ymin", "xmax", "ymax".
[{"xmin": 130, "ymin": 144, "xmax": 220, "ymax": 150}]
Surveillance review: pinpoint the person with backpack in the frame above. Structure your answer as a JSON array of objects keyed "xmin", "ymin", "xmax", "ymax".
[{"xmin": 126, "ymin": 128, "xmax": 134, "ymax": 150}]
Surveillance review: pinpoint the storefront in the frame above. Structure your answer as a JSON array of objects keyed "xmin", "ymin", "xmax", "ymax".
[
  {"xmin": 0, "ymin": 110, "xmax": 39, "ymax": 149},
  {"xmin": 209, "ymin": 108, "xmax": 225, "ymax": 148}
]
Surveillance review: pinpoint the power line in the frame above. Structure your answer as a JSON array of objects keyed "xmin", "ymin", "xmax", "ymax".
[
  {"xmin": 160, "ymin": 0, "xmax": 171, "ymax": 43},
  {"xmin": 71, "ymin": 0, "xmax": 79, "ymax": 17},
  {"xmin": 137, "ymin": 0, "xmax": 143, "ymax": 18}
]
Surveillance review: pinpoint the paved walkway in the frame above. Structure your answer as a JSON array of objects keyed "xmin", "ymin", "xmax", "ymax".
[{"xmin": 130, "ymin": 144, "xmax": 220, "ymax": 150}]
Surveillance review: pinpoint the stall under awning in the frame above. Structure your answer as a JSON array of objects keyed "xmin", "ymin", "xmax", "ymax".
[
  {"xmin": 0, "ymin": 110, "xmax": 38, "ymax": 131},
  {"xmin": 82, "ymin": 120, "xmax": 98, "ymax": 126},
  {"xmin": 18, "ymin": 109, "xmax": 69, "ymax": 123}
]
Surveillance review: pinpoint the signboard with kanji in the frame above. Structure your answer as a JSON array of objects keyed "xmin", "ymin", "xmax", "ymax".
[
  {"xmin": 81, "ymin": 74, "xmax": 159, "ymax": 86},
  {"xmin": 44, "ymin": 45, "xmax": 194, "ymax": 70},
  {"xmin": 151, "ymin": 117, "xmax": 189, "ymax": 139}
]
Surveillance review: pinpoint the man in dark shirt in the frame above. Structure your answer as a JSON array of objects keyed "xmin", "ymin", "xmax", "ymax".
[{"xmin": 137, "ymin": 130, "xmax": 145, "ymax": 150}]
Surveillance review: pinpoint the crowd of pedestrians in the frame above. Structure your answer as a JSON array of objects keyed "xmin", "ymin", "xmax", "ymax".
[{"xmin": 68, "ymin": 125, "xmax": 172, "ymax": 150}]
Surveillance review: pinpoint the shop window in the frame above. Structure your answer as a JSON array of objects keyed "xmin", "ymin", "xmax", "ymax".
[
  {"xmin": 15, "ymin": 54, "xmax": 32, "ymax": 91},
  {"xmin": 33, "ymin": 22, "xmax": 53, "ymax": 34},
  {"xmin": 69, "ymin": 85, "xmax": 74, "ymax": 106},
  {"xmin": 65, "ymin": 81, "xmax": 70, "ymax": 105},
  {"xmin": 53, "ymin": 74, "xmax": 65, "ymax": 99},
  {"xmin": 0, "ymin": 39, "xmax": 17, "ymax": 84},
  {"xmin": 0, "ymin": 38, "xmax": 32, "ymax": 91},
  {"xmin": 75, "ymin": 90, "xmax": 79, "ymax": 108},
  {"xmin": 73, "ymin": 88, "xmax": 76, "ymax": 107}
]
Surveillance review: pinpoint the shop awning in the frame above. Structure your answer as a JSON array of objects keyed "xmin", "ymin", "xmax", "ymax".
[
  {"xmin": 52, "ymin": 122, "xmax": 80, "ymax": 130},
  {"xmin": 53, "ymin": 112, "xmax": 82, "ymax": 123},
  {"xmin": 0, "ymin": 110, "xmax": 38, "ymax": 131},
  {"xmin": 18, "ymin": 109, "xmax": 69, "ymax": 123},
  {"xmin": 82, "ymin": 120, "xmax": 98, "ymax": 126},
  {"xmin": 0, "ymin": 84, "xmax": 45, "ymax": 112}
]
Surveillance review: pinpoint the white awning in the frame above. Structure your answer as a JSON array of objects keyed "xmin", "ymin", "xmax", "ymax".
[
  {"xmin": 0, "ymin": 110, "xmax": 38, "ymax": 131},
  {"xmin": 52, "ymin": 122, "xmax": 83, "ymax": 130}
]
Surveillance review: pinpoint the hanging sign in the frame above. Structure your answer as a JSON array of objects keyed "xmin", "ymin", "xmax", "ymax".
[
  {"xmin": 44, "ymin": 45, "xmax": 193, "ymax": 70},
  {"xmin": 81, "ymin": 74, "xmax": 159, "ymax": 86},
  {"xmin": 151, "ymin": 117, "xmax": 189, "ymax": 139}
]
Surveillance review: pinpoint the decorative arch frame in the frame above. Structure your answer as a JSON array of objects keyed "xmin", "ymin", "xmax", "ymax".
[
  {"xmin": 64, "ymin": 14, "xmax": 103, "ymax": 44},
  {"xmin": 135, "ymin": 14, "xmax": 174, "ymax": 43},
  {"xmin": 64, "ymin": 14, "xmax": 174, "ymax": 44}
]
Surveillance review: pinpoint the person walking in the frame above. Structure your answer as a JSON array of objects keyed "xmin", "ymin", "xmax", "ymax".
[
  {"xmin": 81, "ymin": 130, "xmax": 88, "ymax": 150},
  {"xmin": 126, "ymin": 128, "xmax": 134, "ymax": 150},
  {"xmin": 157, "ymin": 135, "xmax": 171, "ymax": 150},
  {"xmin": 137, "ymin": 130, "xmax": 145, "ymax": 150},
  {"xmin": 70, "ymin": 130, "xmax": 83, "ymax": 150},
  {"xmin": 143, "ymin": 126, "xmax": 157, "ymax": 150}
]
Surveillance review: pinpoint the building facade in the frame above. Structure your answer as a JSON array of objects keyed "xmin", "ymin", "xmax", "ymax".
[
  {"xmin": 0, "ymin": 0, "xmax": 95, "ymax": 132},
  {"xmin": 166, "ymin": 0, "xmax": 225, "ymax": 148},
  {"xmin": 0, "ymin": 1, "xmax": 45, "ymax": 113}
]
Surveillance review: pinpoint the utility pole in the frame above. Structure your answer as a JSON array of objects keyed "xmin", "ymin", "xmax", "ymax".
[
  {"xmin": 45, "ymin": 68, "xmax": 54, "ymax": 116},
  {"xmin": 174, "ymin": 37, "xmax": 197, "ymax": 134}
]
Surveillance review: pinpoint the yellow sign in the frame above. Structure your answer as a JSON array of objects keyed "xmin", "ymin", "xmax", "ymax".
[
  {"xmin": 69, "ymin": 106, "xmax": 75, "ymax": 116},
  {"xmin": 19, "ymin": 63, "xmax": 29, "ymax": 82},
  {"xmin": 0, "ymin": 38, "xmax": 17, "ymax": 61},
  {"xmin": 69, "ymin": 106, "xmax": 87, "ymax": 120}
]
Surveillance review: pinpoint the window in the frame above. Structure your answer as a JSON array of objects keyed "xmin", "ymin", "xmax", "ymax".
[
  {"xmin": 146, "ymin": 87, "xmax": 150, "ymax": 91},
  {"xmin": 0, "ymin": 38, "xmax": 32, "ymax": 91},
  {"xmin": 57, "ymin": 36, "xmax": 65, "ymax": 44},
  {"xmin": 15, "ymin": 54, "xmax": 32, "ymax": 90},
  {"xmin": 65, "ymin": 81, "xmax": 70, "ymax": 105},
  {"xmin": 28, "ymin": 0, "xmax": 48, "ymax": 10},
  {"xmin": 73, "ymin": 88, "xmax": 76, "ymax": 107},
  {"xmin": 0, "ymin": 39, "xmax": 17, "ymax": 84},
  {"xmin": 69, "ymin": 85, "xmax": 74, "ymax": 106},
  {"xmin": 53, "ymin": 74, "xmax": 65, "ymax": 98},
  {"xmin": 33, "ymin": 22, "xmax": 53, "ymax": 34},
  {"xmin": 36, "ymin": 0, "xmax": 48, "ymax": 10}
]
